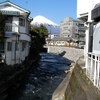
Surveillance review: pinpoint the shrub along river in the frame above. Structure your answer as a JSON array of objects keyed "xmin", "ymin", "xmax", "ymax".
[{"xmin": 6, "ymin": 53, "xmax": 71, "ymax": 100}]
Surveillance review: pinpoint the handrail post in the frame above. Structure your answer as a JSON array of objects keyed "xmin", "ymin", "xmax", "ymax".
[
  {"xmin": 97, "ymin": 57, "xmax": 100, "ymax": 87},
  {"xmin": 94, "ymin": 55, "xmax": 97, "ymax": 86},
  {"xmin": 86, "ymin": 53, "xmax": 88, "ymax": 74},
  {"xmin": 90, "ymin": 54, "xmax": 93, "ymax": 79}
]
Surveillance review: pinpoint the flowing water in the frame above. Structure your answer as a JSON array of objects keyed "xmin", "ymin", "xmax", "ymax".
[{"xmin": 6, "ymin": 53, "xmax": 71, "ymax": 100}]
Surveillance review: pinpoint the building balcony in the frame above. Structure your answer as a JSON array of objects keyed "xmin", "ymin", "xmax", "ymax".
[
  {"xmin": 5, "ymin": 23, "xmax": 31, "ymax": 42},
  {"xmin": 75, "ymin": 32, "xmax": 85, "ymax": 37},
  {"xmin": 78, "ymin": 27, "xmax": 85, "ymax": 30},
  {"xmin": 19, "ymin": 33, "xmax": 31, "ymax": 42},
  {"xmin": 5, "ymin": 23, "xmax": 19, "ymax": 33}
]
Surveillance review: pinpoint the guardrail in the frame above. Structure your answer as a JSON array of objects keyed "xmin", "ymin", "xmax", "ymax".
[
  {"xmin": 5, "ymin": 23, "xmax": 19, "ymax": 33},
  {"xmin": 86, "ymin": 52, "xmax": 100, "ymax": 89}
]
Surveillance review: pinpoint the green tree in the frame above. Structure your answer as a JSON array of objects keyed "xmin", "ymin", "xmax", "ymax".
[
  {"xmin": 39, "ymin": 24, "xmax": 48, "ymax": 37},
  {"xmin": 39, "ymin": 24, "xmax": 48, "ymax": 47},
  {"xmin": 0, "ymin": 12, "xmax": 5, "ymax": 41},
  {"xmin": 29, "ymin": 24, "xmax": 48, "ymax": 59}
]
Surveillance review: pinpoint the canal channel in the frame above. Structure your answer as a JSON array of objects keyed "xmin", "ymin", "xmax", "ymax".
[{"xmin": 6, "ymin": 53, "xmax": 71, "ymax": 100}]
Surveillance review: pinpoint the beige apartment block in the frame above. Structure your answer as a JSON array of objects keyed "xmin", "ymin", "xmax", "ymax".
[
  {"xmin": 60, "ymin": 17, "xmax": 85, "ymax": 38},
  {"xmin": 60, "ymin": 17, "xmax": 85, "ymax": 48}
]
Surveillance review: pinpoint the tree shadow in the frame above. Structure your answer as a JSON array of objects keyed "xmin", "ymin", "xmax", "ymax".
[
  {"xmin": 58, "ymin": 51, "xmax": 66, "ymax": 57},
  {"xmin": 58, "ymin": 51, "xmax": 74, "ymax": 64}
]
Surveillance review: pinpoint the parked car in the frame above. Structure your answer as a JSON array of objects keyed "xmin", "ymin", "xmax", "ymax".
[{"xmin": 0, "ymin": 50, "xmax": 5, "ymax": 63}]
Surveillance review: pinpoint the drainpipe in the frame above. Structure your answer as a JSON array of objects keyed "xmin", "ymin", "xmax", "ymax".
[
  {"xmin": 14, "ymin": 36, "xmax": 16, "ymax": 64},
  {"xmin": 14, "ymin": 23, "xmax": 20, "ymax": 64},
  {"xmin": 88, "ymin": 23, "xmax": 93, "ymax": 52}
]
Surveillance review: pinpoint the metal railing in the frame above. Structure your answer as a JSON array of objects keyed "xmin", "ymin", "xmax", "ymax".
[
  {"xmin": 5, "ymin": 23, "xmax": 19, "ymax": 33},
  {"xmin": 86, "ymin": 52, "xmax": 100, "ymax": 89}
]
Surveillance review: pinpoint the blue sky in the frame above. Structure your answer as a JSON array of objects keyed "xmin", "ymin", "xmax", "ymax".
[{"xmin": 0, "ymin": 0, "xmax": 77, "ymax": 24}]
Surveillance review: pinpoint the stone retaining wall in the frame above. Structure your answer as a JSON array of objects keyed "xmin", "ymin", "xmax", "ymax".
[
  {"xmin": 52, "ymin": 58, "xmax": 100, "ymax": 100},
  {"xmin": 48, "ymin": 46, "xmax": 84, "ymax": 62}
]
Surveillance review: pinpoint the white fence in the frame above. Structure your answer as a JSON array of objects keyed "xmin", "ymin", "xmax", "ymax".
[{"xmin": 86, "ymin": 52, "xmax": 100, "ymax": 89}]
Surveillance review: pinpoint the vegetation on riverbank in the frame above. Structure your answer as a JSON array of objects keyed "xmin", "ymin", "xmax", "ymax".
[
  {"xmin": 29, "ymin": 24, "xmax": 48, "ymax": 58},
  {"xmin": 0, "ymin": 12, "xmax": 5, "ymax": 41}
]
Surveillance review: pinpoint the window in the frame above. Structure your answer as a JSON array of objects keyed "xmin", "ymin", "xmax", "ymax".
[
  {"xmin": 7, "ymin": 42, "xmax": 12, "ymax": 51},
  {"xmin": 68, "ymin": 23, "xmax": 70, "ymax": 25},
  {"xmin": 15, "ymin": 42, "xmax": 19, "ymax": 51},
  {"xmin": 0, "ymin": 42, "xmax": 4, "ymax": 51},
  {"xmin": 19, "ymin": 18, "xmax": 25, "ymax": 26},
  {"xmin": 76, "ymin": 23, "xmax": 78, "ymax": 26},
  {"xmin": 68, "ymin": 29, "xmax": 70, "ymax": 31},
  {"xmin": 6, "ymin": 16, "xmax": 13, "ymax": 23},
  {"xmin": 22, "ymin": 42, "xmax": 26, "ymax": 51},
  {"xmin": 75, "ymin": 29, "xmax": 78, "ymax": 33}
]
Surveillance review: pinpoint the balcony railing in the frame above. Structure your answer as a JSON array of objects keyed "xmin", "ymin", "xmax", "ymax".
[
  {"xmin": 5, "ymin": 23, "xmax": 19, "ymax": 33},
  {"xmin": 86, "ymin": 52, "xmax": 100, "ymax": 89}
]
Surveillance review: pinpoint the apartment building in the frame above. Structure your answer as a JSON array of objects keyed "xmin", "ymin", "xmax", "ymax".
[
  {"xmin": 60, "ymin": 17, "xmax": 85, "ymax": 47},
  {"xmin": 0, "ymin": 1, "xmax": 32, "ymax": 65}
]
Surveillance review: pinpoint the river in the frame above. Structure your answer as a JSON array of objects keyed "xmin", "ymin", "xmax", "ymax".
[{"xmin": 6, "ymin": 53, "xmax": 71, "ymax": 100}]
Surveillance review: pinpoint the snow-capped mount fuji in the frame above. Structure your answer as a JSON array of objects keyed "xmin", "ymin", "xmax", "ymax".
[{"xmin": 31, "ymin": 15, "xmax": 60, "ymax": 34}]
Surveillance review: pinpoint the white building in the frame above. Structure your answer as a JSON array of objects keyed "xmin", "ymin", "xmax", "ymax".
[
  {"xmin": 0, "ymin": 1, "xmax": 32, "ymax": 65},
  {"xmin": 77, "ymin": 0, "xmax": 100, "ymax": 89}
]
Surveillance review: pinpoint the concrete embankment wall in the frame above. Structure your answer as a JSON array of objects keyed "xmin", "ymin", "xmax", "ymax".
[
  {"xmin": 47, "ymin": 46, "xmax": 84, "ymax": 62},
  {"xmin": 52, "ymin": 58, "xmax": 100, "ymax": 100}
]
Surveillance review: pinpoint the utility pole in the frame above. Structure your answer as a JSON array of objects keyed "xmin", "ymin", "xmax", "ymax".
[
  {"xmin": 48, "ymin": 24, "xmax": 52, "ymax": 38},
  {"xmin": 48, "ymin": 24, "xmax": 52, "ymax": 46}
]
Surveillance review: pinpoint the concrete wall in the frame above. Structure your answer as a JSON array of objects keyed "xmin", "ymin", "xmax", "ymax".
[
  {"xmin": 48, "ymin": 46, "xmax": 84, "ymax": 62},
  {"xmin": 93, "ymin": 22, "xmax": 100, "ymax": 54},
  {"xmin": 52, "ymin": 58, "xmax": 100, "ymax": 100}
]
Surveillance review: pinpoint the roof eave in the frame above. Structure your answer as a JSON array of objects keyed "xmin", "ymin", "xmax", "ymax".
[{"xmin": 0, "ymin": 1, "xmax": 30, "ymax": 14}]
